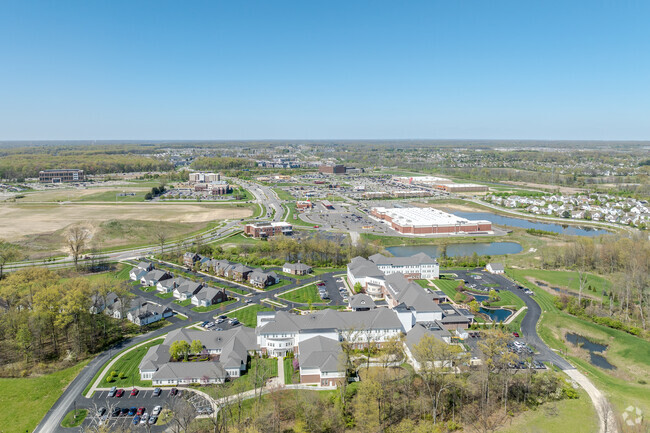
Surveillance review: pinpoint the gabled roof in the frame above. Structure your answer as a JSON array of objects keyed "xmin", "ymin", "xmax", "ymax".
[
  {"xmin": 152, "ymin": 361, "xmax": 226, "ymax": 381},
  {"xmin": 349, "ymin": 294, "xmax": 375, "ymax": 309},
  {"xmin": 193, "ymin": 286, "xmax": 222, "ymax": 301},
  {"xmin": 347, "ymin": 256, "xmax": 384, "ymax": 279},
  {"xmin": 299, "ymin": 335, "xmax": 343, "ymax": 373},
  {"xmin": 487, "ymin": 263, "xmax": 505, "ymax": 271},
  {"xmin": 384, "ymin": 273, "xmax": 441, "ymax": 313},
  {"xmin": 143, "ymin": 269, "xmax": 170, "ymax": 282},
  {"xmin": 283, "ymin": 262, "xmax": 312, "ymax": 272},
  {"xmin": 135, "ymin": 261, "xmax": 153, "ymax": 270},
  {"xmin": 369, "ymin": 252, "xmax": 437, "ymax": 266},
  {"xmin": 158, "ymin": 277, "xmax": 183, "ymax": 289},
  {"xmin": 405, "ymin": 322, "xmax": 452, "ymax": 360},
  {"xmin": 249, "ymin": 269, "xmax": 277, "ymax": 282},
  {"xmin": 232, "ymin": 264, "xmax": 253, "ymax": 274}
]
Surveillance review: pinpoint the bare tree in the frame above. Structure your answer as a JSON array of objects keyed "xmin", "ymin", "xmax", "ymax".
[
  {"xmin": 167, "ymin": 395, "xmax": 196, "ymax": 433},
  {"xmin": 156, "ymin": 230, "xmax": 168, "ymax": 256},
  {"xmin": 66, "ymin": 224, "xmax": 92, "ymax": 269}
]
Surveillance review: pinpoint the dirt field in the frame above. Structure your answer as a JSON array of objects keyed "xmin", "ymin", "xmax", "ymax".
[
  {"xmin": 0, "ymin": 203, "xmax": 251, "ymax": 241},
  {"xmin": 13, "ymin": 186, "xmax": 151, "ymax": 202}
]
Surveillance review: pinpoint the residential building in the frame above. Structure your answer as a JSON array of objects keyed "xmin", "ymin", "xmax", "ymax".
[
  {"xmin": 140, "ymin": 270, "xmax": 172, "ymax": 287},
  {"xmin": 369, "ymin": 253, "xmax": 439, "ymax": 279},
  {"xmin": 349, "ymin": 294, "xmax": 375, "ymax": 311},
  {"xmin": 129, "ymin": 261, "xmax": 154, "ymax": 280},
  {"xmin": 191, "ymin": 286, "xmax": 228, "ymax": 307},
  {"xmin": 189, "ymin": 172, "xmax": 220, "ymax": 183},
  {"xmin": 173, "ymin": 280, "xmax": 203, "ymax": 300},
  {"xmin": 282, "ymin": 261, "xmax": 312, "ymax": 276},
  {"xmin": 127, "ymin": 302, "xmax": 173, "ymax": 326},
  {"xmin": 157, "ymin": 277, "xmax": 184, "ymax": 294},
  {"xmin": 248, "ymin": 269, "xmax": 278, "ymax": 288},
  {"xmin": 486, "ymin": 263, "xmax": 505, "ymax": 274},
  {"xmin": 183, "ymin": 252, "xmax": 201, "ymax": 267},
  {"xmin": 298, "ymin": 336, "xmax": 345, "ymax": 386}
]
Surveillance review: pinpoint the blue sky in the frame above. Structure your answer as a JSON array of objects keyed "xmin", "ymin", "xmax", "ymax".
[{"xmin": 1, "ymin": 0, "xmax": 649, "ymax": 140}]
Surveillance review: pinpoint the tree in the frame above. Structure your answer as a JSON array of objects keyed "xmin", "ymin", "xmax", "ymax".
[
  {"xmin": 170, "ymin": 340, "xmax": 191, "ymax": 361},
  {"xmin": 0, "ymin": 240, "xmax": 20, "ymax": 279},
  {"xmin": 353, "ymin": 282, "xmax": 363, "ymax": 294},
  {"xmin": 65, "ymin": 224, "xmax": 91, "ymax": 269},
  {"xmin": 489, "ymin": 289, "xmax": 499, "ymax": 301},
  {"xmin": 190, "ymin": 339, "xmax": 203, "ymax": 355},
  {"xmin": 156, "ymin": 230, "xmax": 168, "ymax": 256},
  {"xmin": 468, "ymin": 300, "xmax": 480, "ymax": 314}
]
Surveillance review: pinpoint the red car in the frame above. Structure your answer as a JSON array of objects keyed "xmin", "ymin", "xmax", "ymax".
[
  {"xmin": 115, "ymin": 389, "xmax": 125, "ymax": 397},
  {"xmin": 130, "ymin": 388, "xmax": 139, "ymax": 396},
  {"xmin": 170, "ymin": 388, "xmax": 178, "ymax": 396},
  {"xmin": 136, "ymin": 407, "xmax": 145, "ymax": 416},
  {"xmin": 313, "ymin": 225, "xmax": 319, "ymax": 228},
  {"xmin": 512, "ymin": 332, "xmax": 520, "ymax": 338}
]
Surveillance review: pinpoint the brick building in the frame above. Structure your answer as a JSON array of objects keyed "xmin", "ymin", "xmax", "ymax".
[{"xmin": 244, "ymin": 222, "xmax": 293, "ymax": 238}]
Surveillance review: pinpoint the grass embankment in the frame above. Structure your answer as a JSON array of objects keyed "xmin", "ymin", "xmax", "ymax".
[
  {"xmin": 273, "ymin": 188, "xmax": 295, "ymax": 201},
  {"xmin": 98, "ymin": 338, "xmax": 164, "ymax": 388},
  {"xmin": 286, "ymin": 203, "xmax": 318, "ymax": 227},
  {"xmin": 0, "ymin": 360, "xmax": 89, "ymax": 433},
  {"xmin": 508, "ymin": 268, "xmax": 612, "ymax": 299},
  {"xmin": 496, "ymin": 386, "xmax": 597, "ymax": 433},
  {"xmin": 61, "ymin": 409, "xmax": 88, "ymax": 427},
  {"xmin": 278, "ymin": 284, "xmax": 324, "ymax": 304},
  {"xmin": 227, "ymin": 304, "xmax": 273, "ymax": 328},
  {"xmin": 507, "ymin": 268, "xmax": 650, "ymax": 419}
]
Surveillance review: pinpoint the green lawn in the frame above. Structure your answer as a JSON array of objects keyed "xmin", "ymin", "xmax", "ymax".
[
  {"xmin": 508, "ymin": 268, "xmax": 611, "ymax": 297},
  {"xmin": 115, "ymin": 263, "xmax": 134, "ymax": 280},
  {"xmin": 78, "ymin": 190, "xmax": 147, "ymax": 202},
  {"xmin": 431, "ymin": 279, "xmax": 465, "ymax": 301},
  {"xmin": 496, "ymin": 386, "xmax": 597, "ymax": 433},
  {"xmin": 506, "ymin": 309, "xmax": 526, "ymax": 334},
  {"xmin": 191, "ymin": 298, "xmax": 237, "ymax": 313},
  {"xmin": 487, "ymin": 290, "xmax": 525, "ymax": 309},
  {"xmin": 283, "ymin": 358, "xmax": 299, "ymax": 384},
  {"xmin": 278, "ymin": 284, "xmax": 324, "ymax": 304},
  {"xmin": 140, "ymin": 285, "xmax": 157, "ymax": 292},
  {"xmin": 273, "ymin": 188, "xmax": 295, "ymax": 201},
  {"xmin": 61, "ymin": 409, "xmax": 88, "ymax": 428},
  {"xmin": 98, "ymin": 338, "xmax": 164, "ymax": 388},
  {"xmin": 286, "ymin": 203, "xmax": 317, "ymax": 226},
  {"xmin": 174, "ymin": 299, "xmax": 192, "ymax": 307},
  {"xmin": 227, "ymin": 304, "xmax": 272, "ymax": 328},
  {"xmin": 0, "ymin": 360, "xmax": 89, "ymax": 433},
  {"xmin": 537, "ymin": 311, "xmax": 650, "ymax": 417},
  {"xmin": 506, "ymin": 269, "xmax": 559, "ymax": 313},
  {"xmin": 156, "ymin": 292, "xmax": 174, "ymax": 299}
]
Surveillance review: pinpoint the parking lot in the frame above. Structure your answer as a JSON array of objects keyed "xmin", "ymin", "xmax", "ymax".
[{"xmin": 83, "ymin": 386, "xmax": 212, "ymax": 431}]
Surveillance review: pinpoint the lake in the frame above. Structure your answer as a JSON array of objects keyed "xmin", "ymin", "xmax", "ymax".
[
  {"xmin": 565, "ymin": 332, "xmax": 616, "ymax": 370},
  {"xmin": 387, "ymin": 242, "xmax": 523, "ymax": 258},
  {"xmin": 453, "ymin": 211, "xmax": 610, "ymax": 237},
  {"xmin": 479, "ymin": 307, "xmax": 513, "ymax": 322}
]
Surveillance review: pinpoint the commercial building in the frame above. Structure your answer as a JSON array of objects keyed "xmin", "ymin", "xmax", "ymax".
[
  {"xmin": 434, "ymin": 183, "xmax": 489, "ymax": 193},
  {"xmin": 371, "ymin": 207, "xmax": 492, "ymax": 235},
  {"xmin": 296, "ymin": 201, "xmax": 313, "ymax": 210},
  {"xmin": 189, "ymin": 172, "xmax": 220, "ymax": 183},
  {"xmin": 39, "ymin": 169, "xmax": 84, "ymax": 183},
  {"xmin": 392, "ymin": 176, "xmax": 488, "ymax": 193},
  {"xmin": 321, "ymin": 200, "xmax": 334, "ymax": 210},
  {"xmin": 319, "ymin": 164, "xmax": 346, "ymax": 174},
  {"xmin": 244, "ymin": 221, "xmax": 293, "ymax": 238}
]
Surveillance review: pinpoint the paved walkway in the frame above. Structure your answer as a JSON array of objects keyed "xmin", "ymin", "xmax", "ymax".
[
  {"xmin": 277, "ymin": 357, "xmax": 285, "ymax": 385},
  {"xmin": 504, "ymin": 306, "xmax": 527, "ymax": 324},
  {"xmin": 565, "ymin": 368, "xmax": 619, "ymax": 433}
]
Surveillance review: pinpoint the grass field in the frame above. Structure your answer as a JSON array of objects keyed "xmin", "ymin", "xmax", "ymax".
[
  {"xmin": 0, "ymin": 359, "xmax": 89, "ymax": 433},
  {"xmin": 506, "ymin": 269, "xmax": 559, "ymax": 313},
  {"xmin": 278, "ymin": 284, "xmax": 324, "ymax": 304},
  {"xmin": 98, "ymin": 338, "xmax": 164, "ymax": 388},
  {"xmin": 283, "ymin": 358, "xmax": 299, "ymax": 384},
  {"xmin": 537, "ymin": 311, "xmax": 650, "ymax": 418},
  {"xmin": 431, "ymin": 279, "xmax": 465, "ymax": 300},
  {"xmin": 272, "ymin": 188, "xmax": 294, "ymax": 201},
  {"xmin": 487, "ymin": 290, "xmax": 525, "ymax": 309},
  {"xmin": 156, "ymin": 292, "xmax": 174, "ymax": 299},
  {"xmin": 286, "ymin": 203, "xmax": 318, "ymax": 226},
  {"xmin": 496, "ymin": 386, "xmax": 597, "ymax": 433},
  {"xmin": 508, "ymin": 268, "xmax": 612, "ymax": 297},
  {"xmin": 227, "ymin": 304, "xmax": 272, "ymax": 327},
  {"xmin": 61, "ymin": 409, "xmax": 88, "ymax": 427},
  {"xmin": 174, "ymin": 299, "xmax": 192, "ymax": 307}
]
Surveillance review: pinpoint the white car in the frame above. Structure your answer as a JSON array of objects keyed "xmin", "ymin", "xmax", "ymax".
[
  {"xmin": 140, "ymin": 413, "xmax": 149, "ymax": 424},
  {"xmin": 152, "ymin": 406, "xmax": 162, "ymax": 417}
]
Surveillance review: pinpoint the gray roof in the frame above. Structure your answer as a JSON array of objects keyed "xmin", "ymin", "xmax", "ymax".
[
  {"xmin": 347, "ymin": 256, "xmax": 384, "ymax": 279},
  {"xmin": 258, "ymin": 308, "xmax": 403, "ymax": 335},
  {"xmin": 193, "ymin": 286, "xmax": 222, "ymax": 301},
  {"xmin": 405, "ymin": 322, "xmax": 452, "ymax": 360},
  {"xmin": 175, "ymin": 280, "xmax": 203, "ymax": 294},
  {"xmin": 284, "ymin": 262, "xmax": 312, "ymax": 272},
  {"xmin": 488, "ymin": 263, "xmax": 505, "ymax": 271},
  {"xmin": 439, "ymin": 304, "xmax": 471, "ymax": 324},
  {"xmin": 152, "ymin": 361, "xmax": 226, "ymax": 381},
  {"xmin": 298, "ymin": 336, "xmax": 343, "ymax": 373},
  {"xmin": 249, "ymin": 269, "xmax": 277, "ymax": 283},
  {"xmin": 158, "ymin": 277, "xmax": 184, "ymax": 290},
  {"xmin": 143, "ymin": 269, "xmax": 171, "ymax": 283},
  {"xmin": 139, "ymin": 343, "xmax": 170, "ymax": 371},
  {"xmin": 136, "ymin": 261, "xmax": 153, "ymax": 270},
  {"xmin": 369, "ymin": 252, "xmax": 437, "ymax": 266},
  {"xmin": 349, "ymin": 294, "xmax": 375, "ymax": 309},
  {"xmin": 384, "ymin": 273, "xmax": 442, "ymax": 313},
  {"xmin": 232, "ymin": 264, "xmax": 253, "ymax": 274}
]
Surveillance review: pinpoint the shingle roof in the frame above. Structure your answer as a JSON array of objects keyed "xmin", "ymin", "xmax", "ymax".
[
  {"xmin": 405, "ymin": 322, "xmax": 452, "ymax": 360},
  {"xmin": 258, "ymin": 309, "xmax": 403, "ymax": 335},
  {"xmin": 369, "ymin": 252, "xmax": 437, "ymax": 266},
  {"xmin": 347, "ymin": 256, "xmax": 384, "ymax": 279},
  {"xmin": 384, "ymin": 273, "xmax": 441, "ymax": 313},
  {"xmin": 152, "ymin": 361, "xmax": 226, "ymax": 381},
  {"xmin": 299, "ymin": 335, "xmax": 343, "ymax": 373},
  {"xmin": 284, "ymin": 262, "xmax": 312, "ymax": 272},
  {"xmin": 349, "ymin": 294, "xmax": 375, "ymax": 309}
]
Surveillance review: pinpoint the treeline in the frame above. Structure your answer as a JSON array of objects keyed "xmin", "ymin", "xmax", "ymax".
[
  {"xmin": 539, "ymin": 233, "xmax": 649, "ymax": 331},
  {"xmin": 200, "ymin": 330, "xmax": 578, "ymax": 433},
  {"xmin": 0, "ymin": 146, "xmax": 173, "ymax": 180},
  {"xmin": 0, "ymin": 267, "xmax": 136, "ymax": 377},
  {"xmin": 554, "ymin": 294, "xmax": 642, "ymax": 336},
  {"xmin": 180, "ymin": 234, "xmax": 383, "ymax": 268},
  {"xmin": 191, "ymin": 156, "xmax": 256, "ymax": 171}
]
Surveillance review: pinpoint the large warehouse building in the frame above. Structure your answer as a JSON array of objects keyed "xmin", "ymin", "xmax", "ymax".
[{"xmin": 371, "ymin": 207, "xmax": 492, "ymax": 235}]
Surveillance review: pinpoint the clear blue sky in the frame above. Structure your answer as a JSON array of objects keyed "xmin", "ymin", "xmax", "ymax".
[{"xmin": 1, "ymin": 0, "xmax": 649, "ymax": 140}]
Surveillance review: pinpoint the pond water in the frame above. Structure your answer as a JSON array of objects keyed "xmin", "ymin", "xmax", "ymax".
[
  {"xmin": 453, "ymin": 211, "xmax": 610, "ymax": 237},
  {"xmin": 565, "ymin": 332, "xmax": 616, "ymax": 370},
  {"xmin": 387, "ymin": 242, "xmax": 523, "ymax": 258},
  {"xmin": 472, "ymin": 294, "xmax": 490, "ymax": 302},
  {"xmin": 479, "ymin": 307, "xmax": 513, "ymax": 322}
]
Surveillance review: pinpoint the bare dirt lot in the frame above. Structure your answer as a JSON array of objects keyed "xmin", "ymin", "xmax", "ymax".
[{"xmin": 0, "ymin": 203, "xmax": 251, "ymax": 241}]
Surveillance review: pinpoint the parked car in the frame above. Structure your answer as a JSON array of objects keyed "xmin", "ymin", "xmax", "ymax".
[
  {"xmin": 128, "ymin": 407, "xmax": 137, "ymax": 416},
  {"xmin": 133, "ymin": 415, "xmax": 141, "ymax": 425},
  {"xmin": 136, "ymin": 407, "xmax": 145, "ymax": 416},
  {"xmin": 153, "ymin": 387, "xmax": 162, "ymax": 396},
  {"xmin": 218, "ymin": 315, "xmax": 227, "ymax": 319},
  {"xmin": 170, "ymin": 388, "xmax": 178, "ymax": 396},
  {"xmin": 120, "ymin": 408, "xmax": 129, "ymax": 416},
  {"xmin": 130, "ymin": 388, "xmax": 139, "ymax": 396},
  {"xmin": 216, "ymin": 318, "xmax": 225, "ymax": 324},
  {"xmin": 108, "ymin": 386, "xmax": 117, "ymax": 397},
  {"xmin": 140, "ymin": 413, "xmax": 149, "ymax": 424},
  {"xmin": 152, "ymin": 405, "xmax": 162, "ymax": 417},
  {"xmin": 148, "ymin": 416, "xmax": 158, "ymax": 425},
  {"xmin": 512, "ymin": 332, "xmax": 520, "ymax": 338},
  {"xmin": 115, "ymin": 389, "xmax": 125, "ymax": 397},
  {"xmin": 96, "ymin": 407, "xmax": 106, "ymax": 417},
  {"xmin": 112, "ymin": 407, "xmax": 121, "ymax": 417}
]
